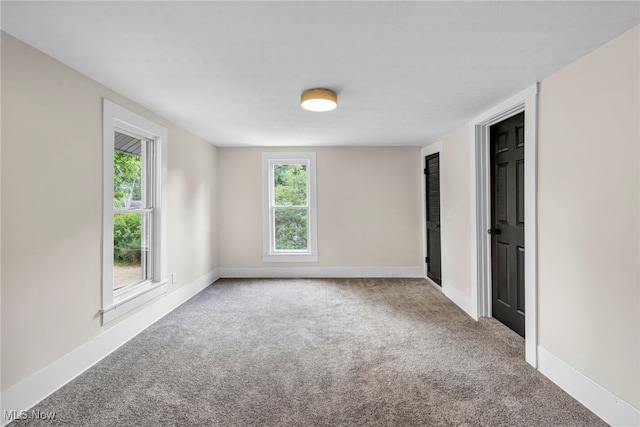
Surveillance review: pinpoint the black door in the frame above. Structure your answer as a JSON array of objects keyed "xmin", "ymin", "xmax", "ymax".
[
  {"xmin": 425, "ymin": 153, "xmax": 441, "ymax": 285},
  {"xmin": 490, "ymin": 112, "xmax": 525, "ymax": 337}
]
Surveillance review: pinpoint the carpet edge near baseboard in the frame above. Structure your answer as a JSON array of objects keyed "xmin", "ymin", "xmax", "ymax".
[{"xmin": 0, "ymin": 269, "xmax": 220, "ymax": 427}]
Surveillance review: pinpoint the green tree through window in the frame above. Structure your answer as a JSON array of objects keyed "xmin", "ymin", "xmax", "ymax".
[
  {"xmin": 114, "ymin": 151, "xmax": 141, "ymax": 208},
  {"xmin": 273, "ymin": 164, "xmax": 308, "ymax": 250},
  {"xmin": 113, "ymin": 149, "xmax": 143, "ymax": 268}
]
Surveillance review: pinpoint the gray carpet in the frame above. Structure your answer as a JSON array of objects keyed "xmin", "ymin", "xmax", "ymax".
[{"xmin": 11, "ymin": 278, "xmax": 606, "ymax": 426}]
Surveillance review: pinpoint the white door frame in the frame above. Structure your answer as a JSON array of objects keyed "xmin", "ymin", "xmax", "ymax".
[
  {"xmin": 421, "ymin": 142, "xmax": 443, "ymax": 282},
  {"xmin": 468, "ymin": 84, "xmax": 539, "ymax": 367}
]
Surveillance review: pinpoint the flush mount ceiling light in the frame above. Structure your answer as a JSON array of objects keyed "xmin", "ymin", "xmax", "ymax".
[{"xmin": 300, "ymin": 88, "xmax": 337, "ymax": 112}]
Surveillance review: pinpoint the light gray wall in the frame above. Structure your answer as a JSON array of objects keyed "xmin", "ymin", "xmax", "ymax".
[
  {"xmin": 218, "ymin": 147, "xmax": 423, "ymax": 269},
  {"xmin": 440, "ymin": 126, "xmax": 472, "ymax": 299},
  {"xmin": 436, "ymin": 26, "xmax": 639, "ymax": 408},
  {"xmin": 537, "ymin": 26, "xmax": 639, "ymax": 407},
  {"xmin": 1, "ymin": 32, "xmax": 219, "ymax": 390}
]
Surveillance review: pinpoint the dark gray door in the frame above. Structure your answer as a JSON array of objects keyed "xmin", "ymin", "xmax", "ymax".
[
  {"xmin": 425, "ymin": 153, "xmax": 441, "ymax": 285},
  {"xmin": 489, "ymin": 112, "xmax": 525, "ymax": 337}
]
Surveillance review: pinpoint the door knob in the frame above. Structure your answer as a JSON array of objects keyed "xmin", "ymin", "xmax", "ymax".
[{"xmin": 487, "ymin": 228, "xmax": 501, "ymax": 235}]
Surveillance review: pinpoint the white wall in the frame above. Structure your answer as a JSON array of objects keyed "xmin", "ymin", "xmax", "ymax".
[
  {"xmin": 537, "ymin": 26, "xmax": 639, "ymax": 408},
  {"xmin": 218, "ymin": 147, "xmax": 423, "ymax": 271},
  {"xmin": 435, "ymin": 26, "xmax": 639, "ymax": 410},
  {"xmin": 440, "ymin": 125, "xmax": 472, "ymax": 299},
  {"xmin": 1, "ymin": 32, "xmax": 219, "ymax": 391}
]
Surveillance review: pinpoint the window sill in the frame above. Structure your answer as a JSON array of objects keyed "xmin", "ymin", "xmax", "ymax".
[
  {"xmin": 262, "ymin": 253, "xmax": 319, "ymax": 263},
  {"xmin": 102, "ymin": 280, "xmax": 168, "ymax": 325}
]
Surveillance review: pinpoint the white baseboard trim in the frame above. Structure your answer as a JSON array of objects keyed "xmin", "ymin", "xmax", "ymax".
[
  {"xmin": 537, "ymin": 346, "xmax": 640, "ymax": 427},
  {"xmin": 442, "ymin": 282, "xmax": 475, "ymax": 319},
  {"xmin": 217, "ymin": 266, "xmax": 424, "ymax": 278},
  {"xmin": 0, "ymin": 269, "xmax": 220, "ymax": 427}
]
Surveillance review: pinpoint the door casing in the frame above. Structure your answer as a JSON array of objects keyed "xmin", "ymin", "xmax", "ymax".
[{"xmin": 469, "ymin": 84, "xmax": 538, "ymax": 367}]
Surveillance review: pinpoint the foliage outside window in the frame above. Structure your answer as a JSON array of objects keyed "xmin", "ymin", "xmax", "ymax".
[
  {"xmin": 112, "ymin": 136, "xmax": 151, "ymax": 290},
  {"xmin": 103, "ymin": 99, "xmax": 167, "ymax": 324},
  {"xmin": 262, "ymin": 152, "xmax": 318, "ymax": 262},
  {"xmin": 274, "ymin": 164, "xmax": 308, "ymax": 250},
  {"xmin": 113, "ymin": 149, "xmax": 143, "ymax": 268}
]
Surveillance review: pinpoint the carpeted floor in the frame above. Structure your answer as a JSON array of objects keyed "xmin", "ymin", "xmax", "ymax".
[{"xmin": 11, "ymin": 278, "xmax": 606, "ymax": 426}]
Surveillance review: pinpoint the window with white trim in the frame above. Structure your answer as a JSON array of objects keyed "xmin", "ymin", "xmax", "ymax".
[
  {"xmin": 102, "ymin": 99, "xmax": 167, "ymax": 324},
  {"xmin": 262, "ymin": 152, "xmax": 318, "ymax": 262}
]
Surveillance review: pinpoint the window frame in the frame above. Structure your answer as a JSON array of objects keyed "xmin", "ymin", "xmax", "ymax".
[
  {"xmin": 102, "ymin": 99, "xmax": 168, "ymax": 324},
  {"xmin": 262, "ymin": 152, "xmax": 318, "ymax": 262},
  {"xmin": 112, "ymin": 131, "xmax": 153, "ymax": 294}
]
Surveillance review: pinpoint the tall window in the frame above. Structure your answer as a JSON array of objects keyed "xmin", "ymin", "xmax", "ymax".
[
  {"xmin": 262, "ymin": 152, "xmax": 318, "ymax": 262},
  {"xmin": 113, "ymin": 131, "xmax": 153, "ymax": 290},
  {"xmin": 103, "ymin": 99, "xmax": 167, "ymax": 324}
]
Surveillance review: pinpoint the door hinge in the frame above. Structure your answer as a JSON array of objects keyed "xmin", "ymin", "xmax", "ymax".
[
  {"xmin": 423, "ymin": 168, "xmax": 427, "ymax": 175},
  {"xmin": 425, "ymin": 257, "xmax": 429, "ymax": 263}
]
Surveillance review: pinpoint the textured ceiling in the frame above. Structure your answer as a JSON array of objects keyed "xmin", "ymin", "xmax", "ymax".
[{"xmin": 2, "ymin": 1, "xmax": 638, "ymax": 147}]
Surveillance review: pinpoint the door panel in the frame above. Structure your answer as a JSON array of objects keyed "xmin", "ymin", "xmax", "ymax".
[
  {"xmin": 428, "ymin": 230, "xmax": 441, "ymax": 282},
  {"xmin": 496, "ymin": 242, "xmax": 509, "ymax": 305},
  {"xmin": 496, "ymin": 163, "xmax": 509, "ymax": 224},
  {"xmin": 490, "ymin": 112, "xmax": 525, "ymax": 337},
  {"xmin": 516, "ymin": 159, "xmax": 525, "ymax": 226},
  {"xmin": 517, "ymin": 246, "xmax": 525, "ymax": 313},
  {"xmin": 425, "ymin": 153, "xmax": 441, "ymax": 285}
]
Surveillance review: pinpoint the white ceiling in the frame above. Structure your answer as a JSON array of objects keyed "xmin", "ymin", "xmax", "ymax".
[{"xmin": 2, "ymin": 1, "xmax": 638, "ymax": 147}]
